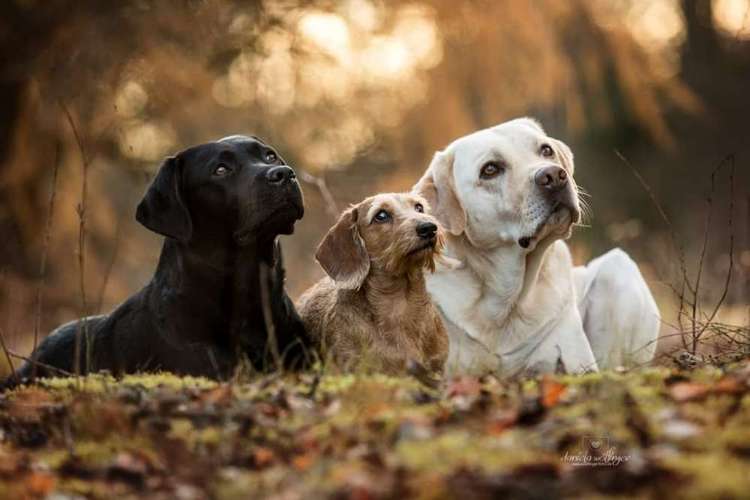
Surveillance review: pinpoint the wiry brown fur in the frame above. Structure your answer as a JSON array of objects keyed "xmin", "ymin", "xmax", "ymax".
[{"xmin": 297, "ymin": 193, "xmax": 448, "ymax": 374}]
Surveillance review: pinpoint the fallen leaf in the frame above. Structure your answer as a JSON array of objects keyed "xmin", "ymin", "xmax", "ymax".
[
  {"xmin": 445, "ymin": 377, "xmax": 481, "ymax": 399},
  {"xmin": 541, "ymin": 377, "xmax": 567, "ymax": 408},
  {"xmin": 0, "ymin": 450, "xmax": 21, "ymax": 475},
  {"xmin": 668, "ymin": 382, "xmax": 710, "ymax": 402},
  {"xmin": 292, "ymin": 453, "xmax": 314, "ymax": 471},
  {"xmin": 253, "ymin": 447, "xmax": 275, "ymax": 468},
  {"xmin": 486, "ymin": 410, "xmax": 517, "ymax": 435},
  {"xmin": 713, "ymin": 376, "xmax": 746, "ymax": 395},
  {"xmin": 25, "ymin": 471, "xmax": 56, "ymax": 496},
  {"xmin": 201, "ymin": 384, "xmax": 233, "ymax": 406},
  {"xmin": 6, "ymin": 388, "xmax": 55, "ymax": 423}
]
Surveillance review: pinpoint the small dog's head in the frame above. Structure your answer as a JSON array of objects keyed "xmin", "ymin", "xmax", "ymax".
[
  {"xmin": 414, "ymin": 118, "xmax": 581, "ymax": 253},
  {"xmin": 136, "ymin": 135, "xmax": 304, "ymax": 248},
  {"xmin": 315, "ymin": 193, "xmax": 443, "ymax": 290}
]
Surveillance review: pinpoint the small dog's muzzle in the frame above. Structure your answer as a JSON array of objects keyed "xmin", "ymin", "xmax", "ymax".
[{"xmin": 416, "ymin": 222, "xmax": 438, "ymax": 240}]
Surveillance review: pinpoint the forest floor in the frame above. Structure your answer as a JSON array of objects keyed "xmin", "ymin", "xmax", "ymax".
[{"xmin": 1, "ymin": 361, "xmax": 750, "ymax": 499}]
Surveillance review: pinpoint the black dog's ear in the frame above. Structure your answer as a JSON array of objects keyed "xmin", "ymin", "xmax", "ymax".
[{"xmin": 136, "ymin": 156, "xmax": 192, "ymax": 242}]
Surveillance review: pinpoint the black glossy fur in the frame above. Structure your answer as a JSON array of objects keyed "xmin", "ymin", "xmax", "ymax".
[{"xmin": 4, "ymin": 135, "xmax": 312, "ymax": 387}]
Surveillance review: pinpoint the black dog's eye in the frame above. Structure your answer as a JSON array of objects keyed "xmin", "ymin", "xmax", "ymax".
[
  {"xmin": 373, "ymin": 210, "xmax": 391, "ymax": 223},
  {"xmin": 213, "ymin": 163, "xmax": 231, "ymax": 176},
  {"xmin": 415, "ymin": 203, "xmax": 424, "ymax": 213},
  {"xmin": 540, "ymin": 144, "xmax": 555, "ymax": 157},
  {"xmin": 480, "ymin": 161, "xmax": 504, "ymax": 179},
  {"xmin": 265, "ymin": 151, "xmax": 277, "ymax": 163}
]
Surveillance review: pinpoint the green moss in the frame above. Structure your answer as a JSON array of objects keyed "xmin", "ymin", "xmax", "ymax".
[
  {"xmin": 664, "ymin": 452, "xmax": 750, "ymax": 499},
  {"xmin": 39, "ymin": 372, "xmax": 217, "ymax": 393},
  {"xmin": 2, "ymin": 362, "xmax": 750, "ymax": 498},
  {"xmin": 396, "ymin": 430, "xmax": 547, "ymax": 473}
]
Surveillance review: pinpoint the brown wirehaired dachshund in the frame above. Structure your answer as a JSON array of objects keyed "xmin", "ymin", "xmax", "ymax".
[{"xmin": 297, "ymin": 192, "xmax": 448, "ymax": 375}]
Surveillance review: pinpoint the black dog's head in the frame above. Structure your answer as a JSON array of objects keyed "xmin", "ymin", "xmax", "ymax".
[{"xmin": 136, "ymin": 135, "xmax": 304, "ymax": 248}]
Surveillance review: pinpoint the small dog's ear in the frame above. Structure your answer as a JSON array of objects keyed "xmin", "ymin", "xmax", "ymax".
[
  {"xmin": 413, "ymin": 150, "xmax": 466, "ymax": 236},
  {"xmin": 552, "ymin": 138, "xmax": 575, "ymax": 174},
  {"xmin": 315, "ymin": 207, "xmax": 370, "ymax": 290},
  {"xmin": 136, "ymin": 156, "xmax": 193, "ymax": 242}
]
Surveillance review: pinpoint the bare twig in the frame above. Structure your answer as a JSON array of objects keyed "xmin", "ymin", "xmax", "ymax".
[
  {"xmin": 691, "ymin": 163, "xmax": 716, "ymax": 348},
  {"xmin": 615, "ymin": 150, "xmax": 693, "ymax": 296},
  {"xmin": 676, "ymin": 278, "xmax": 689, "ymax": 351},
  {"xmin": 7, "ymin": 350, "xmax": 74, "ymax": 377},
  {"xmin": 0, "ymin": 268, "xmax": 16, "ymax": 382},
  {"xmin": 298, "ymin": 170, "xmax": 339, "ymax": 219},
  {"xmin": 31, "ymin": 141, "xmax": 62, "ymax": 381},
  {"xmin": 0, "ymin": 327, "xmax": 16, "ymax": 383},
  {"xmin": 617, "ymin": 151, "xmax": 742, "ymax": 357},
  {"xmin": 60, "ymin": 102, "xmax": 90, "ymax": 382},
  {"xmin": 94, "ymin": 215, "xmax": 123, "ymax": 315},
  {"xmin": 694, "ymin": 156, "xmax": 736, "ymax": 343}
]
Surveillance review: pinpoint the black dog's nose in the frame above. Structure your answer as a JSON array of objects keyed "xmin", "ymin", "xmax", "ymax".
[
  {"xmin": 416, "ymin": 222, "xmax": 438, "ymax": 239},
  {"xmin": 534, "ymin": 165, "xmax": 568, "ymax": 192},
  {"xmin": 266, "ymin": 166, "xmax": 296, "ymax": 184}
]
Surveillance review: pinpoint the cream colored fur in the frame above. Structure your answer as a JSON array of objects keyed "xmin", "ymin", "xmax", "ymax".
[{"xmin": 413, "ymin": 118, "xmax": 660, "ymax": 376}]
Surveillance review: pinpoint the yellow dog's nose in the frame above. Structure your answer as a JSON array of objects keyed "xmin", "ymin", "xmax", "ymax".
[{"xmin": 534, "ymin": 165, "xmax": 568, "ymax": 192}]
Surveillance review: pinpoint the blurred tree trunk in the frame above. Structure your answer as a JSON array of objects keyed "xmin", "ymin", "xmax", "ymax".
[
  {"xmin": 680, "ymin": 0, "xmax": 724, "ymax": 85},
  {"xmin": 0, "ymin": 1, "xmax": 76, "ymax": 274},
  {"xmin": 681, "ymin": 0, "xmax": 720, "ymax": 62}
]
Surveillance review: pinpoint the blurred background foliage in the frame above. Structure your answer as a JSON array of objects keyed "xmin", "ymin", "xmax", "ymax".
[{"xmin": 0, "ymin": 0, "xmax": 748, "ymax": 361}]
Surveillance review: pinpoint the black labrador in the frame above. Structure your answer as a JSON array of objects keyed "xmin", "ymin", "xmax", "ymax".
[{"xmin": 4, "ymin": 135, "xmax": 312, "ymax": 387}]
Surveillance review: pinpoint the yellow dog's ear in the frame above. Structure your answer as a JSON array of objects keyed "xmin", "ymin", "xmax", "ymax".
[
  {"xmin": 551, "ymin": 138, "xmax": 575, "ymax": 174},
  {"xmin": 413, "ymin": 150, "xmax": 466, "ymax": 236},
  {"xmin": 315, "ymin": 207, "xmax": 370, "ymax": 290}
]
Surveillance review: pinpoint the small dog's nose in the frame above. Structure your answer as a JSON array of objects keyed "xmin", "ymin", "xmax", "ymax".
[
  {"xmin": 534, "ymin": 165, "xmax": 568, "ymax": 192},
  {"xmin": 266, "ymin": 166, "xmax": 296, "ymax": 184},
  {"xmin": 416, "ymin": 222, "xmax": 438, "ymax": 239}
]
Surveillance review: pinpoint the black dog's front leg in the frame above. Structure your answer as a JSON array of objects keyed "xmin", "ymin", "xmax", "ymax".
[{"xmin": 263, "ymin": 244, "xmax": 312, "ymax": 370}]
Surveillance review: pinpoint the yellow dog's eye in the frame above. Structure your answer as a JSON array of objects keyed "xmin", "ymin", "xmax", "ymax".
[
  {"xmin": 415, "ymin": 203, "xmax": 424, "ymax": 213},
  {"xmin": 480, "ymin": 161, "xmax": 503, "ymax": 179},
  {"xmin": 540, "ymin": 144, "xmax": 554, "ymax": 157}
]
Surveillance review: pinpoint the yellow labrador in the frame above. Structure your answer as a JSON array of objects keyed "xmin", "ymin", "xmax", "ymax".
[{"xmin": 413, "ymin": 118, "xmax": 660, "ymax": 376}]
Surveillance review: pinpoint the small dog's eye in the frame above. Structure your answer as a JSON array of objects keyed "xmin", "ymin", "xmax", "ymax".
[
  {"xmin": 480, "ymin": 161, "xmax": 503, "ymax": 179},
  {"xmin": 265, "ymin": 151, "xmax": 277, "ymax": 163},
  {"xmin": 415, "ymin": 203, "xmax": 424, "ymax": 213},
  {"xmin": 373, "ymin": 210, "xmax": 391, "ymax": 223},
  {"xmin": 540, "ymin": 144, "xmax": 554, "ymax": 157},
  {"xmin": 213, "ymin": 164, "xmax": 230, "ymax": 176}
]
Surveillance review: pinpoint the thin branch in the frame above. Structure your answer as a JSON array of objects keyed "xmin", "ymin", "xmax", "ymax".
[
  {"xmin": 691, "ymin": 161, "xmax": 717, "ymax": 347},
  {"xmin": 94, "ymin": 215, "xmax": 123, "ymax": 315},
  {"xmin": 615, "ymin": 150, "xmax": 694, "ymax": 296},
  {"xmin": 31, "ymin": 141, "xmax": 61, "ymax": 381},
  {"xmin": 0, "ymin": 269, "xmax": 16, "ymax": 382},
  {"xmin": 298, "ymin": 170, "xmax": 339, "ymax": 219},
  {"xmin": 60, "ymin": 102, "xmax": 90, "ymax": 382},
  {"xmin": 7, "ymin": 350, "xmax": 74, "ymax": 377},
  {"xmin": 0, "ymin": 328, "xmax": 16, "ymax": 384},
  {"xmin": 695, "ymin": 156, "xmax": 736, "ymax": 342}
]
